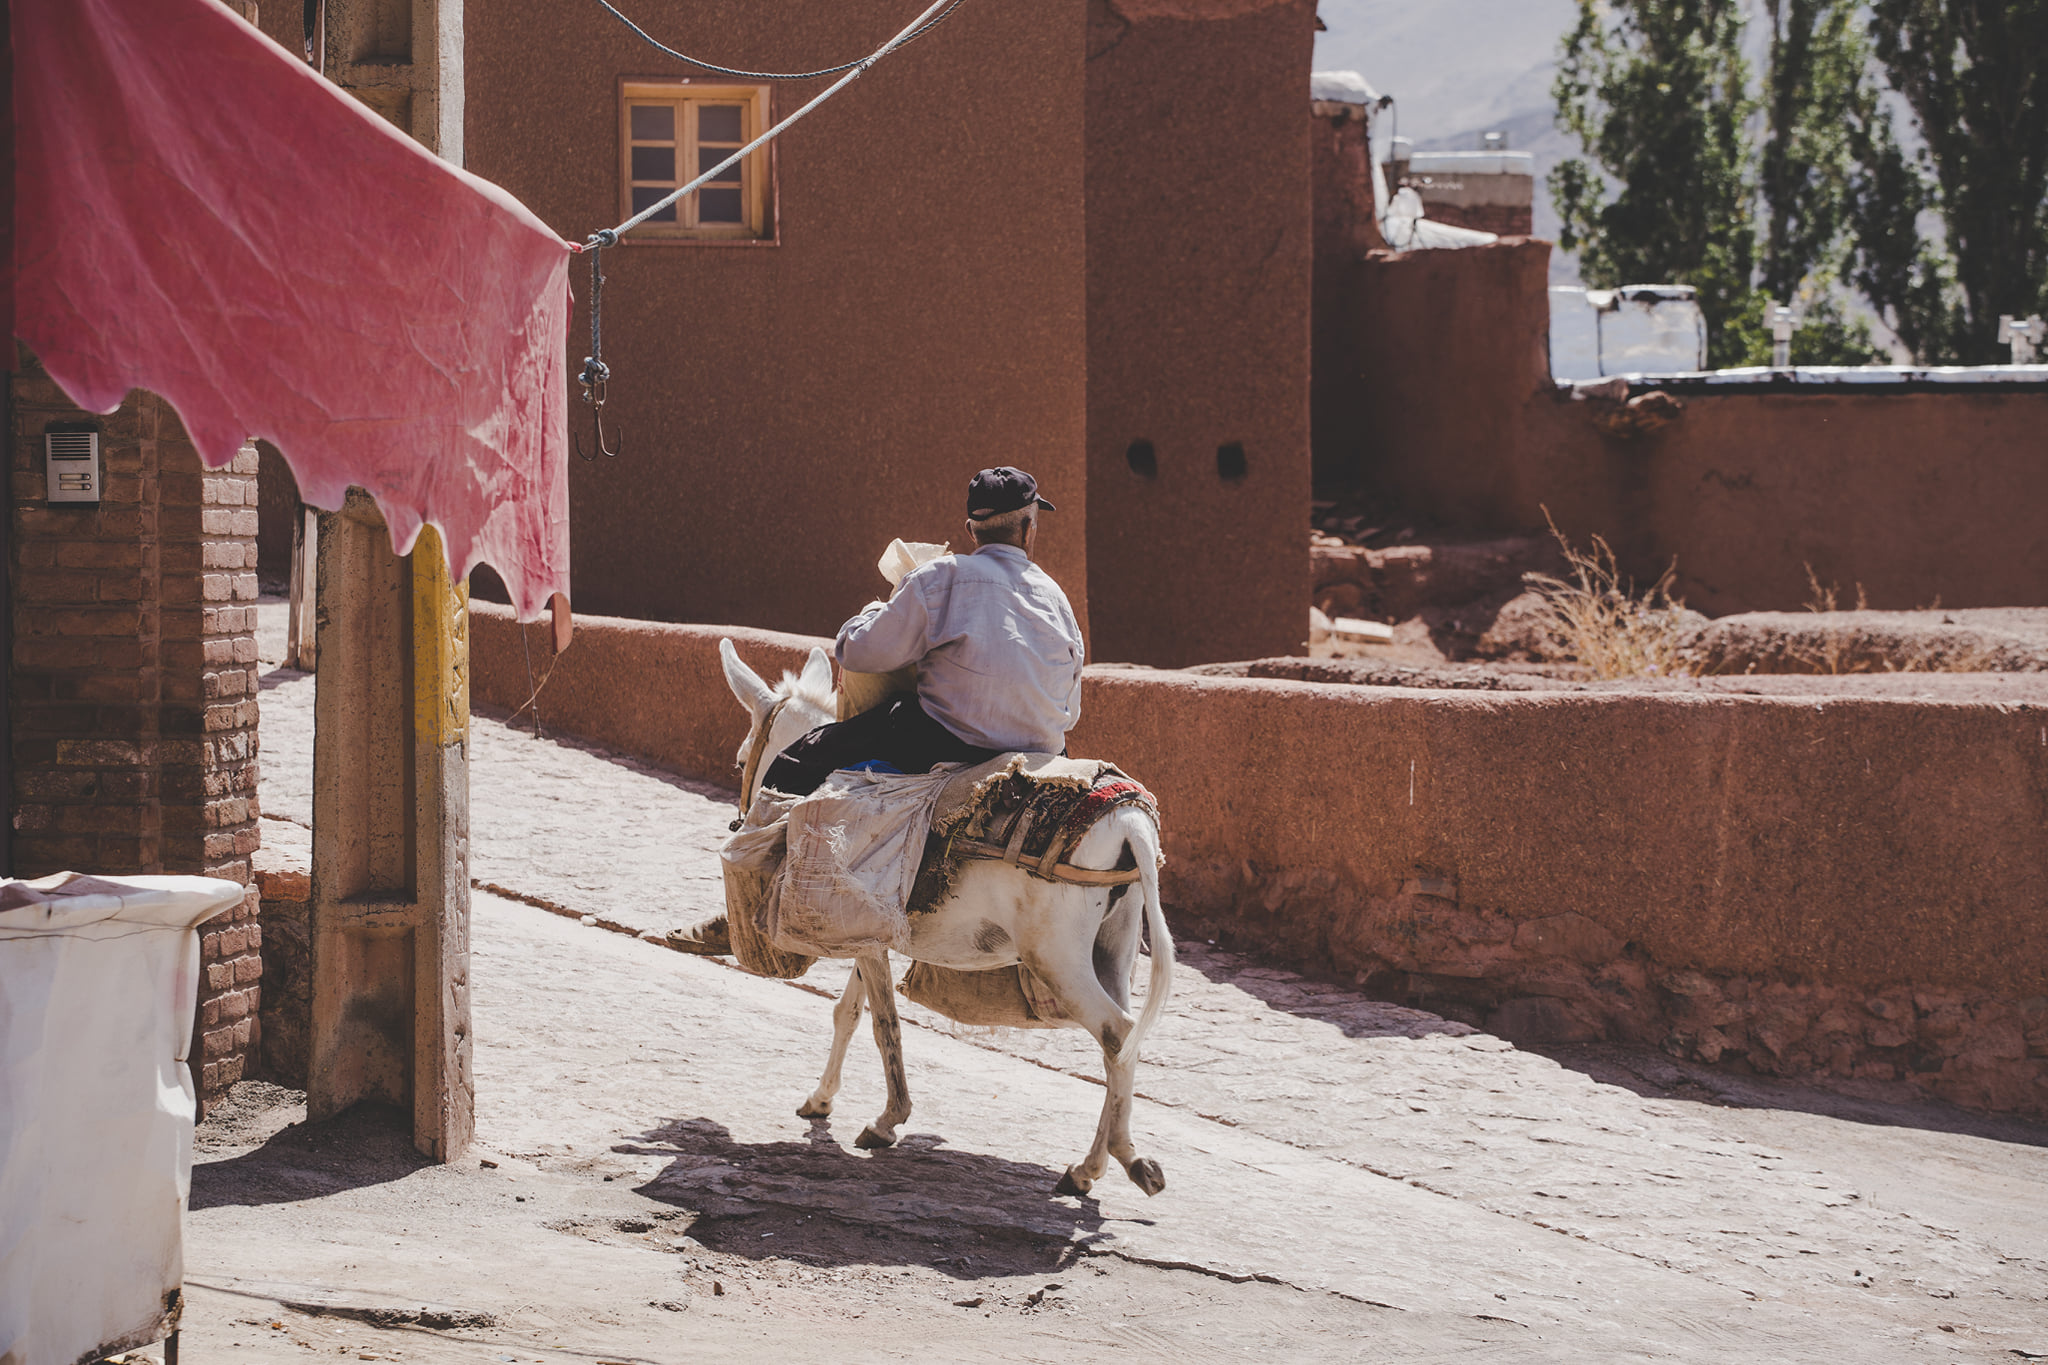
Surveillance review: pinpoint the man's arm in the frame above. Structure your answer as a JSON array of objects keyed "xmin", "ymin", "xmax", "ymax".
[
  {"xmin": 836, "ymin": 575, "xmax": 934, "ymax": 674},
  {"xmin": 1064, "ymin": 608, "xmax": 1084, "ymax": 729}
]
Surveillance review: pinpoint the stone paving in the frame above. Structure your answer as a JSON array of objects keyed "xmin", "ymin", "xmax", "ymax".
[{"xmin": 221, "ymin": 618, "xmax": 2048, "ymax": 1362}]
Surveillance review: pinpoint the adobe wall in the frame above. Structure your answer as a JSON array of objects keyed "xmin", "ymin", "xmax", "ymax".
[
  {"xmin": 1323, "ymin": 238, "xmax": 2048, "ymax": 613},
  {"xmin": 1319, "ymin": 237, "xmax": 1553, "ymax": 516},
  {"xmin": 1081, "ymin": 0, "xmax": 1315, "ymax": 666},
  {"xmin": 1526, "ymin": 385, "xmax": 2048, "ymax": 615},
  {"xmin": 1310, "ymin": 105, "xmax": 1384, "ymax": 492},
  {"xmin": 468, "ymin": 603, "xmax": 2048, "ymax": 1119},
  {"xmin": 466, "ymin": 0, "xmax": 1089, "ymax": 640},
  {"xmin": 255, "ymin": 440, "xmax": 298, "ymax": 589},
  {"xmin": 7, "ymin": 365, "xmax": 264, "ymax": 1114}
]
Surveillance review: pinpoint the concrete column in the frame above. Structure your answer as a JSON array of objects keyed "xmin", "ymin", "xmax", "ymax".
[
  {"xmin": 324, "ymin": 0, "xmax": 463, "ymax": 162},
  {"xmin": 308, "ymin": 0, "xmax": 470, "ymax": 1160},
  {"xmin": 308, "ymin": 494, "xmax": 471, "ymax": 1158}
]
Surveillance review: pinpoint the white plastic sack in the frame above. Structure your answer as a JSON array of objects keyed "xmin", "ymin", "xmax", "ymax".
[
  {"xmin": 721, "ymin": 770, "xmax": 955, "ymax": 958},
  {"xmin": 777, "ymin": 767, "xmax": 953, "ymax": 955},
  {"xmin": 0, "ymin": 872, "xmax": 246, "ymax": 1365}
]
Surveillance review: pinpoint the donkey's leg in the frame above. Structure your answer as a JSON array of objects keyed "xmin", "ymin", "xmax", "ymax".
[
  {"xmin": 798, "ymin": 964, "xmax": 867, "ymax": 1119},
  {"xmin": 854, "ymin": 949, "xmax": 912, "ymax": 1150},
  {"xmin": 1025, "ymin": 931, "xmax": 1151, "ymax": 1197}
]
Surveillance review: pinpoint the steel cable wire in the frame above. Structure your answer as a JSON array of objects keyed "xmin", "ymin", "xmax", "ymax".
[{"xmin": 590, "ymin": 0, "xmax": 966, "ymax": 81}]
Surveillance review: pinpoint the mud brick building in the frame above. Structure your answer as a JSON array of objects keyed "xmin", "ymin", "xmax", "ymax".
[
  {"xmin": 461, "ymin": 0, "xmax": 1316, "ymax": 668},
  {"xmin": 6, "ymin": 356, "xmax": 264, "ymax": 1112}
]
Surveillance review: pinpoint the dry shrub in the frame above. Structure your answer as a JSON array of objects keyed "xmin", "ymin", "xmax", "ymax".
[
  {"xmin": 1529, "ymin": 511, "xmax": 1699, "ymax": 679},
  {"xmin": 1793, "ymin": 566, "xmax": 1868, "ymax": 674},
  {"xmin": 1795, "ymin": 567, "xmax": 1998, "ymax": 674}
]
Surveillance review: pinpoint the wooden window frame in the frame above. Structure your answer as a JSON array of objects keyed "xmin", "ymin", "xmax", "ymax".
[{"xmin": 619, "ymin": 80, "xmax": 774, "ymax": 244}]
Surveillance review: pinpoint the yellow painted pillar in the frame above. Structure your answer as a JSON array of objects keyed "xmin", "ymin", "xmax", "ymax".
[
  {"xmin": 307, "ymin": 495, "xmax": 473, "ymax": 1160},
  {"xmin": 305, "ymin": 0, "xmax": 473, "ymax": 1163}
]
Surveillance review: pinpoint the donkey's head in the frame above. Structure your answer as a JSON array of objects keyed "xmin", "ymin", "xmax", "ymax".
[{"xmin": 720, "ymin": 638, "xmax": 837, "ymax": 811}]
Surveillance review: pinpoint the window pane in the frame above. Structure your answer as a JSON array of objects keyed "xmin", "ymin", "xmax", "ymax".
[
  {"xmin": 631, "ymin": 185, "xmax": 677, "ymax": 222},
  {"xmin": 698, "ymin": 104, "xmax": 743, "ymax": 143},
  {"xmin": 697, "ymin": 186, "xmax": 744, "ymax": 223},
  {"xmin": 629, "ymin": 103, "xmax": 674, "ymax": 141},
  {"xmin": 631, "ymin": 145, "xmax": 676, "ymax": 182},
  {"xmin": 699, "ymin": 146, "xmax": 741, "ymax": 183}
]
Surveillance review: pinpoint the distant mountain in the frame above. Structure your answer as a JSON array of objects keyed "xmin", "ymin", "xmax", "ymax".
[{"xmin": 1314, "ymin": 0, "xmax": 1583, "ymax": 278}]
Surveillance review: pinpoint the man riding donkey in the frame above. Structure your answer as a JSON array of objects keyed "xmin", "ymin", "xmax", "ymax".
[
  {"xmin": 705, "ymin": 471, "xmax": 1171, "ymax": 1194},
  {"xmin": 669, "ymin": 465, "xmax": 1081, "ymax": 957}
]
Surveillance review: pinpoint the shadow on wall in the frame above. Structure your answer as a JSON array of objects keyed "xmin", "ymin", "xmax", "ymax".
[
  {"xmin": 1316, "ymin": 237, "xmax": 2048, "ymax": 615},
  {"xmin": 254, "ymin": 440, "xmax": 298, "ymax": 593}
]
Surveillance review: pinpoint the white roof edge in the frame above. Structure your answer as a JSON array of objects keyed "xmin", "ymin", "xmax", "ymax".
[
  {"xmin": 1310, "ymin": 70, "xmax": 1380, "ymax": 105},
  {"xmin": 1405, "ymin": 150, "xmax": 1536, "ymax": 175},
  {"xmin": 1564, "ymin": 365, "xmax": 2048, "ymax": 387}
]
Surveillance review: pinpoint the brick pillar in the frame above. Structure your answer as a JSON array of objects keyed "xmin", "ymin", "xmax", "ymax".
[
  {"xmin": 162, "ymin": 433, "xmax": 263, "ymax": 1109},
  {"xmin": 8, "ymin": 361, "xmax": 166, "ymax": 876},
  {"xmin": 7, "ymin": 352, "xmax": 264, "ymax": 1115}
]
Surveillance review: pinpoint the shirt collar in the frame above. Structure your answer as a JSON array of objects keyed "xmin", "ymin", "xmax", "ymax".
[{"xmin": 973, "ymin": 543, "xmax": 1029, "ymax": 565}]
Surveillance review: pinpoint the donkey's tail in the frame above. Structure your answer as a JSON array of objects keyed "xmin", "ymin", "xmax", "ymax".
[{"xmin": 1123, "ymin": 811, "xmax": 1174, "ymax": 1061}]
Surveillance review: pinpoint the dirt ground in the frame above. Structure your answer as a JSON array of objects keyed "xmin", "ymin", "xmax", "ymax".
[{"xmin": 162, "ymin": 606, "xmax": 2048, "ymax": 1364}]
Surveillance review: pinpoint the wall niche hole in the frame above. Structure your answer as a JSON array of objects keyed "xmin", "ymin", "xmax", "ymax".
[
  {"xmin": 1216, "ymin": 441, "xmax": 1248, "ymax": 482},
  {"xmin": 1125, "ymin": 439, "xmax": 1157, "ymax": 479}
]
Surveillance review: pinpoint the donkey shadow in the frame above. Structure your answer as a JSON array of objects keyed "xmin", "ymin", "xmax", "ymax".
[{"xmin": 614, "ymin": 1115, "xmax": 1114, "ymax": 1277}]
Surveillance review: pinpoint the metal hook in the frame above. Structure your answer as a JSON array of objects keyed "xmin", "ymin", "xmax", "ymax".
[
  {"xmin": 574, "ymin": 234, "xmax": 622, "ymax": 460},
  {"xmin": 575, "ymin": 368, "xmax": 622, "ymax": 460}
]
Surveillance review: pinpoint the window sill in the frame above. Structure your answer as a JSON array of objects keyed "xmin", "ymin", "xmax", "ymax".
[{"xmin": 622, "ymin": 232, "xmax": 779, "ymax": 248}]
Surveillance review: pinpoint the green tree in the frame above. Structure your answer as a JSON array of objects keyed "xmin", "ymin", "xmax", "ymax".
[
  {"xmin": 1552, "ymin": 0, "xmax": 1885, "ymax": 366},
  {"xmin": 1860, "ymin": 0, "xmax": 2048, "ymax": 363},
  {"xmin": 1843, "ymin": 89, "xmax": 1956, "ymax": 361},
  {"xmin": 1757, "ymin": 0, "xmax": 1886, "ymax": 363},
  {"xmin": 1551, "ymin": 0, "xmax": 1759, "ymax": 366}
]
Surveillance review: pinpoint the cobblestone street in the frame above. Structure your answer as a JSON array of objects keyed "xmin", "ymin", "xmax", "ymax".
[{"xmin": 191, "ymin": 620, "xmax": 2048, "ymax": 1362}]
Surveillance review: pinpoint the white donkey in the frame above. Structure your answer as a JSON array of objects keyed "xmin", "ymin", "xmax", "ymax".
[{"xmin": 719, "ymin": 639, "xmax": 1174, "ymax": 1197}]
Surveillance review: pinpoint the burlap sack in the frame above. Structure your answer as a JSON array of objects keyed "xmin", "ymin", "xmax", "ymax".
[
  {"xmin": 899, "ymin": 960, "xmax": 1067, "ymax": 1029},
  {"xmin": 720, "ymin": 790, "xmax": 816, "ymax": 980},
  {"xmin": 837, "ymin": 665, "xmax": 914, "ymax": 722},
  {"xmin": 836, "ymin": 539, "xmax": 947, "ymax": 721},
  {"xmin": 720, "ymin": 857, "xmax": 816, "ymax": 980}
]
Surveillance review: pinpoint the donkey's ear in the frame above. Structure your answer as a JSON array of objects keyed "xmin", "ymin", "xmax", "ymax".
[
  {"xmin": 720, "ymin": 638, "xmax": 773, "ymax": 717},
  {"xmin": 799, "ymin": 646, "xmax": 834, "ymax": 700}
]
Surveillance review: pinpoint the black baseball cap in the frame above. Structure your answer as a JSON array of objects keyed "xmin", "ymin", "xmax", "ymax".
[{"xmin": 967, "ymin": 466, "xmax": 1056, "ymax": 521}]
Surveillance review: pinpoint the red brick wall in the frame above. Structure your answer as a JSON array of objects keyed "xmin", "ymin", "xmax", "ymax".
[
  {"xmin": 8, "ymin": 357, "xmax": 263, "ymax": 1114},
  {"xmin": 166, "ymin": 436, "xmax": 262, "ymax": 1106}
]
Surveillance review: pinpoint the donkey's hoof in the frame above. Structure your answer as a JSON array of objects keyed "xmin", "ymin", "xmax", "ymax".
[
  {"xmin": 796, "ymin": 1097, "xmax": 833, "ymax": 1119},
  {"xmin": 1054, "ymin": 1167, "xmax": 1094, "ymax": 1197},
  {"xmin": 1125, "ymin": 1157, "xmax": 1166, "ymax": 1197},
  {"xmin": 854, "ymin": 1125, "xmax": 896, "ymax": 1150}
]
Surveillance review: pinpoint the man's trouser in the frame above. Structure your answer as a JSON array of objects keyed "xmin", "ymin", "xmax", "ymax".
[{"xmin": 761, "ymin": 694, "xmax": 1003, "ymax": 797}]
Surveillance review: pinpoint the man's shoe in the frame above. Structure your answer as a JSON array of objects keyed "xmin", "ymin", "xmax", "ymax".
[{"xmin": 665, "ymin": 915, "xmax": 731, "ymax": 956}]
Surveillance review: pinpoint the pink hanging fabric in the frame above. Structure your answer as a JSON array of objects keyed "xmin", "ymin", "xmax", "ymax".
[{"xmin": 12, "ymin": 0, "xmax": 573, "ymax": 624}]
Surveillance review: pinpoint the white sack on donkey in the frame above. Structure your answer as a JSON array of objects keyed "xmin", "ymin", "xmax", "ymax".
[{"xmin": 716, "ymin": 637, "xmax": 1175, "ymax": 1198}]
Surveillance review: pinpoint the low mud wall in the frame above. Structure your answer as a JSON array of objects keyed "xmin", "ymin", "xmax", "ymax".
[
  {"xmin": 1322, "ymin": 238, "xmax": 2048, "ymax": 616},
  {"xmin": 472, "ymin": 604, "xmax": 2048, "ymax": 1118}
]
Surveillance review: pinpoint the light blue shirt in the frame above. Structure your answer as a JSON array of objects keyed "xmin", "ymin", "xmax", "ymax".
[{"xmin": 836, "ymin": 544, "xmax": 1084, "ymax": 753}]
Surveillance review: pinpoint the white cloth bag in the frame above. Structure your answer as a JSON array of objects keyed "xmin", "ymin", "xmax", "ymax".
[{"xmin": 0, "ymin": 872, "xmax": 246, "ymax": 1365}]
